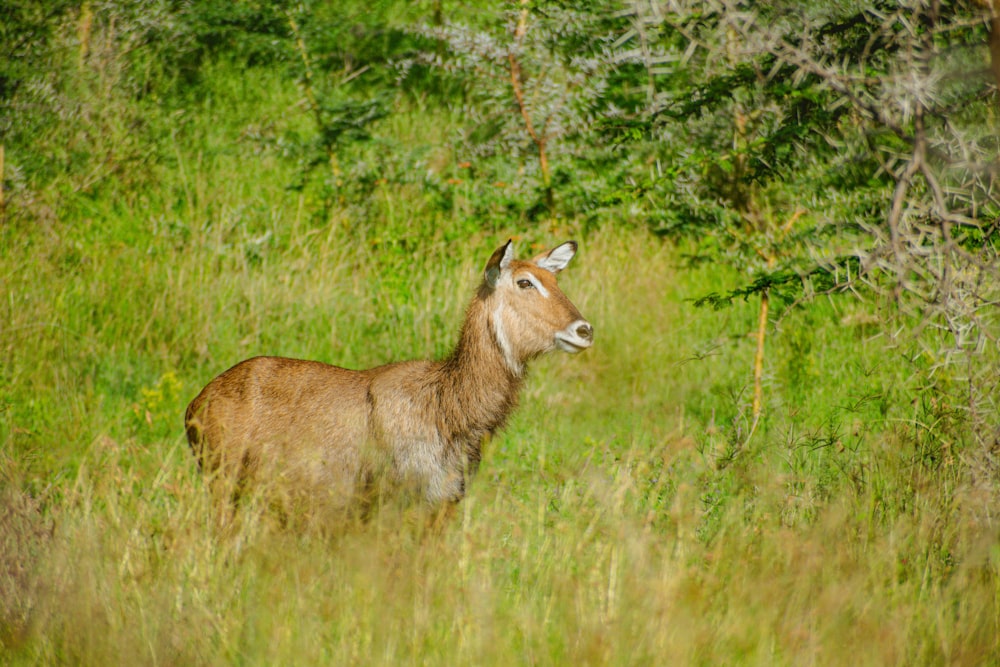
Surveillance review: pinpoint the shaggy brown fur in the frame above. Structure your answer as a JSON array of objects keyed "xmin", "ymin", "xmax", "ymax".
[{"xmin": 185, "ymin": 240, "xmax": 593, "ymax": 522}]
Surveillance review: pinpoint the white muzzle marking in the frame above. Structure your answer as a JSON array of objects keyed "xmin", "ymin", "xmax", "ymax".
[{"xmin": 555, "ymin": 319, "xmax": 594, "ymax": 353}]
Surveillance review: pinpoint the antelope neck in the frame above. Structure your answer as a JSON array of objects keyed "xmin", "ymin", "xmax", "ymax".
[{"xmin": 438, "ymin": 297, "xmax": 523, "ymax": 429}]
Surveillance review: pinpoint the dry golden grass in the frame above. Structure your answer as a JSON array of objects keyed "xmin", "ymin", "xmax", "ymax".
[{"xmin": 2, "ymin": 222, "xmax": 998, "ymax": 665}]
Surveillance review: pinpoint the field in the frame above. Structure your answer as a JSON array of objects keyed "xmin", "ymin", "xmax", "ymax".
[{"xmin": 3, "ymin": 11, "xmax": 1000, "ymax": 664}]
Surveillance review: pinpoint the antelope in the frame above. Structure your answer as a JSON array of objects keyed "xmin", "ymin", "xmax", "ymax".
[{"xmin": 184, "ymin": 239, "xmax": 593, "ymax": 523}]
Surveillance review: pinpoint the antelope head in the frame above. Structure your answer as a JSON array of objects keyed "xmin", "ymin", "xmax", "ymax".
[{"xmin": 483, "ymin": 239, "xmax": 593, "ymax": 375}]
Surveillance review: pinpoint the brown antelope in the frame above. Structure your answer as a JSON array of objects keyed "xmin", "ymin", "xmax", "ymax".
[{"xmin": 185, "ymin": 239, "xmax": 593, "ymax": 522}]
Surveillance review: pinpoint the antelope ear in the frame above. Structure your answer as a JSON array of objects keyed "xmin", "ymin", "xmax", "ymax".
[
  {"xmin": 484, "ymin": 239, "xmax": 514, "ymax": 288},
  {"xmin": 532, "ymin": 241, "xmax": 577, "ymax": 274}
]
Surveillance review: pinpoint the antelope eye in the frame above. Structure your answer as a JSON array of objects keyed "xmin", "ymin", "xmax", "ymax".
[{"xmin": 517, "ymin": 279, "xmax": 535, "ymax": 290}]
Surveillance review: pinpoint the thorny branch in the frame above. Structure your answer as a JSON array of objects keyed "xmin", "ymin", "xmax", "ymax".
[{"xmin": 710, "ymin": 0, "xmax": 1000, "ymax": 452}]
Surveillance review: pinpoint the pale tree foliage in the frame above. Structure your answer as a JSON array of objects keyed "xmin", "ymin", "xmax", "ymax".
[
  {"xmin": 614, "ymin": 0, "xmax": 1000, "ymax": 466},
  {"xmin": 756, "ymin": 1, "xmax": 1000, "ymax": 464},
  {"xmin": 406, "ymin": 4, "xmax": 612, "ymax": 214}
]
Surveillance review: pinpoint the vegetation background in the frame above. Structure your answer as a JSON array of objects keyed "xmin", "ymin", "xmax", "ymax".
[{"xmin": 2, "ymin": 0, "xmax": 999, "ymax": 664}]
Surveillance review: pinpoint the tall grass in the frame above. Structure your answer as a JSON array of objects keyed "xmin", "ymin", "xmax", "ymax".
[{"xmin": 2, "ymin": 59, "xmax": 998, "ymax": 665}]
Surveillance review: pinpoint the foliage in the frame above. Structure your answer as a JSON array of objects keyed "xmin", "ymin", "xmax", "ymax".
[
  {"xmin": 406, "ymin": 2, "xmax": 623, "ymax": 220},
  {"xmin": 601, "ymin": 0, "xmax": 1000, "ymax": 442},
  {"xmin": 0, "ymin": 0, "xmax": 76, "ymax": 101}
]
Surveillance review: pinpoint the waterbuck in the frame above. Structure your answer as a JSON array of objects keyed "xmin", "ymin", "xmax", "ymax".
[{"xmin": 184, "ymin": 239, "xmax": 593, "ymax": 524}]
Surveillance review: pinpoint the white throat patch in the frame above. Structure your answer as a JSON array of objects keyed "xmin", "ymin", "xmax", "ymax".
[{"xmin": 492, "ymin": 302, "xmax": 523, "ymax": 377}]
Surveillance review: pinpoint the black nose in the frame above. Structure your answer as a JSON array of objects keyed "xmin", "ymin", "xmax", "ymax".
[{"xmin": 577, "ymin": 323, "xmax": 593, "ymax": 340}]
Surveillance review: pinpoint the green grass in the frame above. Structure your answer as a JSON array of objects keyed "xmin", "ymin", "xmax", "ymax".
[{"xmin": 1, "ymin": 60, "xmax": 998, "ymax": 665}]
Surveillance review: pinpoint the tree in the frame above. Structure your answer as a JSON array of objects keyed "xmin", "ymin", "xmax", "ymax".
[
  {"xmin": 607, "ymin": 0, "xmax": 999, "ymax": 455},
  {"xmin": 411, "ymin": 1, "xmax": 614, "ymax": 220}
]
